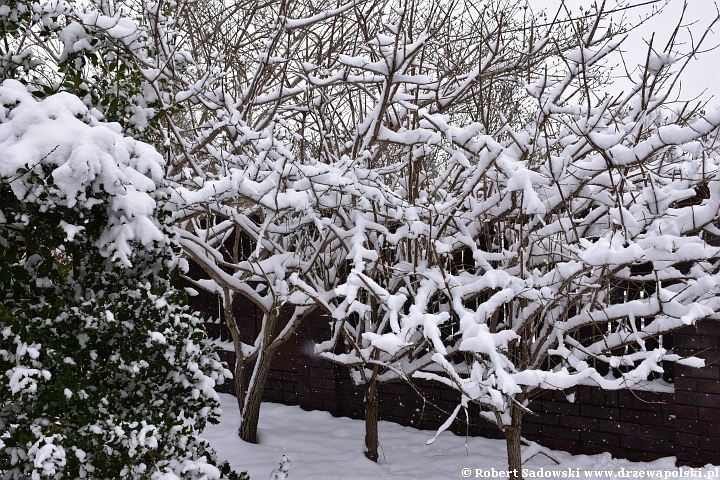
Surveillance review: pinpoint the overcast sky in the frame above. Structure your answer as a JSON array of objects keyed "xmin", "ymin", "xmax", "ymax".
[{"xmin": 529, "ymin": 0, "xmax": 720, "ymax": 105}]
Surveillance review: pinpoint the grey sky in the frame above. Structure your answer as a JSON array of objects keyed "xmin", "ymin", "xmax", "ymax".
[{"xmin": 529, "ymin": 0, "xmax": 720, "ymax": 104}]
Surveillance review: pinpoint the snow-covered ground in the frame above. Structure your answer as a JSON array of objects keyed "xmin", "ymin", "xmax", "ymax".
[{"xmin": 204, "ymin": 393, "xmax": 719, "ymax": 479}]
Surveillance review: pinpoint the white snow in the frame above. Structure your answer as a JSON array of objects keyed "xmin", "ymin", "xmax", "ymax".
[
  {"xmin": 0, "ymin": 80, "xmax": 168, "ymax": 267},
  {"xmin": 204, "ymin": 394, "xmax": 719, "ymax": 480}
]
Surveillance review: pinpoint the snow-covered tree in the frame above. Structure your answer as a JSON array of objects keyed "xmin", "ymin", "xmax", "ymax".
[
  {"xmin": 294, "ymin": 0, "xmax": 560, "ymax": 462},
  {"xmin": 0, "ymin": 81, "xmax": 246, "ymax": 479},
  {"xmin": 403, "ymin": 4, "xmax": 720, "ymax": 479},
  {"xmin": 167, "ymin": 0, "xmax": 611, "ymax": 462},
  {"xmin": 165, "ymin": 0, "xmax": 388, "ymax": 444}
]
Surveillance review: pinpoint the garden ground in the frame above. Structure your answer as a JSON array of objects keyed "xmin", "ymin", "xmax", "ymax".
[{"xmin": 204, "ymin": 393, "xmax": 719, "ymax": 479}]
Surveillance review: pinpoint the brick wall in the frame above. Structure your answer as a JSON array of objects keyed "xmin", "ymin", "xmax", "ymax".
[
  {"xmin": 674, "ymin": 321, "xmax": 720, "ymax": 467},
  {"xmin": 331, "ymin": 371, "xmax": 675, "ymax": 460},
  {"xmin": 295, "ymin": 315, "xmax": 341, "ymax": 413},
  {"xmin": 201, "ymin": 308, "xmax": 719, "ymax": 465},
  {"xmin": 523, "ymin": 387, "xmax": 674, "ymax": 460}
]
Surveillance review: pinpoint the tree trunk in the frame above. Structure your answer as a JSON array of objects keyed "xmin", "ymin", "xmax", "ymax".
[
  {"xmin": 239, "ymin": 346, "xmax": 275, "ymax": 443},
  {"xmin": 364, "ymin": 377, "xmax": 379, "ymax": 462},
  {"xmin": 223, "ymin": 292, "xmax": 278, "ymax": 445},
  {"xmin": 504, "ymin": 404, "xmax": 525, "ymax": 480},
  {"xmin": 234, "ymin": 358, "xmax": 246, "ymax": 415},
  {"xmin": 221, "ymin": 291, "xmax": 249, "ymax": 420}
]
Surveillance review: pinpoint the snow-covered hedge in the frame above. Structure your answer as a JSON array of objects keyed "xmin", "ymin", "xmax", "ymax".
[{"xmin": 0, "ymin": 80, "xmax": 246, "ymax": 479}]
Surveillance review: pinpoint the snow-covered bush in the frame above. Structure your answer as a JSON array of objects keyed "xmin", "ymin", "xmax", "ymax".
[
  {"xmin": 0, "ymin": 80, "xmax": 247, "ymax": 479},
  {"xmin": 0, "ymin": 0, "xmax": 176, "ymax": 141}
]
